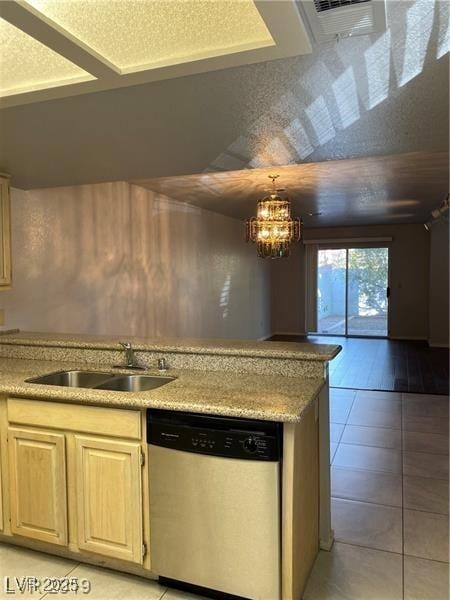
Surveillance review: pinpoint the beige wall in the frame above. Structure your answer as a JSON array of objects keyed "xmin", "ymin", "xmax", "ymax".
[
  {"xmin": 1, "ymin": 183, "xmax": 271, "ymax": 340},
  {"xmin": 270, "ymin": 242, "xmax": 307, "ymax": 335},
  {"xmin": 428, "ymin": 222, "xmax": 449, "ymax": 347},
  {"xmin": 3, "ymin": 186, "xmax": 442, "ymax": 344},
  {"xmin": 271, "ymin": 224, "xmax": 430, "ymax": 340}
]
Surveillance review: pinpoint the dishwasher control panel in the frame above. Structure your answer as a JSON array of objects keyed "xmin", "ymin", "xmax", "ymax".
[{"xmin": 147, "ymin": 410, "xmax": 282, "ymax": 461}]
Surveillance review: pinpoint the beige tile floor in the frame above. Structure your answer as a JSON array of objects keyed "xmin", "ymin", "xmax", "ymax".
[
  {"xmin": 0, "ymin": 389, "xmax": 448, "ymax": 600},
  {"xmin": 312, "ymin": 388, "xmax": 449, "ymax": 600},
  {"xmin": 0, "ymin": 544, "xmax": 202, "ymax": 600}
]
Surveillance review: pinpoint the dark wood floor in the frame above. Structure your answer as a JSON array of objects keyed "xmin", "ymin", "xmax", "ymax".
[{"xmin": 269, "ymin": 335, "xmax": 449, "ymax": 395}]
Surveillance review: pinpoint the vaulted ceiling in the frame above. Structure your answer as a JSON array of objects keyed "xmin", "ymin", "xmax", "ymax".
[{"xmin": 0, "ymin": 0, "xmax": 448, "ymax": 228}]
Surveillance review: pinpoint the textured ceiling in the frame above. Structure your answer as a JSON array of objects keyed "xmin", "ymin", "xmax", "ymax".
[
  {"xmin": 0, "ymin": 17, "xmax": 93, "ymax": 94},
  {"xmin": 134, "ymin": 151, "xmax": 450, "ymax": 227},
  {"xmin": 0, "ymin": 0, "xmax": 448, "ymax": 218},
  {"xmin": 0, "ymin": 0, "xmax": 311, "ymax": 105},
  {"xmin": 26, "ymin": 0, "xmax": 273, "ymax": 70}
]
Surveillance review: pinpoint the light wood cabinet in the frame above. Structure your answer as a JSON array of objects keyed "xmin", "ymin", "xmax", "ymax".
[
  {"xmin": 75, "ymin": 435, "xmax": 143, "ymax": 564},
  {"xmin": 8, "ymin": 427, "xmax": 68, "ymax": 545},
  {"xmin": 0, "ymin": 175, "xmax": 11, "ymax": 288},
  {"xmin": 0, "ymin": 444, "xmax": 3, "ymax": 532},
  {"xmin": 5, "ymin": 400, "xmax": 146, "ymax": 565},
  {"xmin": 0, "ymin": 399, "xmax": 8, "ymax": 534}
]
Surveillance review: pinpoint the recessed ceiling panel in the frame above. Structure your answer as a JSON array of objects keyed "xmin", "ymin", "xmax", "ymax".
[
  {"xmin": 0, "ymin": 17, "xmax": 94, "ymax": 95},
  {"xmin": 26, "ymin": 0, "xmax": 275, "ymax": 71}
]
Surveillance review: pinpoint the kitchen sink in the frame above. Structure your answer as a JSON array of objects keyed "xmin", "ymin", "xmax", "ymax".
[
  {"xmin": 26, "ymin": 370, "xmax": 175, "ymax": 392},
  {"xmin": 95, "ymin": 374, "xmax": 175, "ymax": 392},
  {"xmin": 26, "ymin": 370, "xmax": 113, "ymax": 388}
]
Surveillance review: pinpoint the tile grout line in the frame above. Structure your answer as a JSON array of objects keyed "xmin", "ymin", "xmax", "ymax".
[
  {"xmin": 332, "ymin": 392, "xmax": 353, "ymax": 465},
  {"xmin": 38, "ymin": 562, "xmax": 81, "ymax": 600},
  {"xmin": 337, "ymin": 436, "xmax": 449, "ymax": 457},
  {"xmin": 333, "ymin": 422, "xmax": 345, "ymax": 445},
  {"xmin": 334, "ymin": 539, "xmax": 404, "ymax": 559},
  {"xmin": 336, "ymin": 422, "xmax": 402, "ymax": 434},
  {"xmin": 337, "ymin": 439, "xmax": 402, "ymax": 451},
  {"xmin": 400, "ymin": 553, "xmax": 450, "ymax": 566},
  {"xmin": 345, "ymin": 392, "xmax": 357, "ymax": 426},
  {"xmin": 64, "ymin": 562, "xmax": 81, "ymax": 577},
  {"xmin": 333, "ymin": 436, "xmax": 450, "ymax": 468},
  {"xmin": 335, "ymin": 540, "xmax": 449, "ymax": 564},
  {"xmin": 335, "ymin": 540, "xmax": 450, "ymax": 568},
  {"xmin": 331, "ymin": 459, "xmax": 449, "ymax": 481},
  {"xmin": 331, "ymin": 493, "xmax": 401, "ymax": 512},
  {"xmin": 331, "ymin": 480, "xmax": 449, "ymax": 517},
  {"xmin": 330, "ymin": 389, "xmax": 357, "ymax": 465},
  {"xmin": 341, "ymin": 417, "xmax": 450, "ymax": 439},
  {"xmin": 331, "ymin": 494, "xmax": 450, "ymax": 520}
]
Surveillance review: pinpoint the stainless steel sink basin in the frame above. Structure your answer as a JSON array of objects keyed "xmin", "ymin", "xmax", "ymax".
[
  {"xmin": 26, "ymin": 370, "xmax": 113, "ymax": 388},
  {"xmin": 26, "ymin": 370, "xmax": 176, "ymax": 392},
  {"xmin": 95, "ymin": 374, "xmax": 175, "ymax": 392}
]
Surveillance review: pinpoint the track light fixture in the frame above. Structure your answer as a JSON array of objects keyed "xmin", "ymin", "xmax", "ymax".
[{"xmin": 424, "ymin": 193, "xmax": 449, "ymax": 231}]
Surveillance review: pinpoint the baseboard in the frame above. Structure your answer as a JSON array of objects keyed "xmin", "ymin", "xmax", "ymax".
[
  {"xmin": 271, "ymin": 331, "xmax": 307, "ymax": 337},
  {"xmin": 428, "ymin": 341, "xmax": 450, "ymax": 348},
  {"xmin": 389, "ymin": 336, "xmax": 428, "ymax": 341},
  {"xmin": 320, "ymin": 529, "xmax": 335, "ymax": 552},
  {"xmin": 256, "ymin": 334, "xmax": 272, "ymax": 341}
]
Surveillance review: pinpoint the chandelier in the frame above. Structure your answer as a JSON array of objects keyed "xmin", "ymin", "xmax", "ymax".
[{"xmin": 246, "ymin": 175, "xmax": 303, "ymax": 258}]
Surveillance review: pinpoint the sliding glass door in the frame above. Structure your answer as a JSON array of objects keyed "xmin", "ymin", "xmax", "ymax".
[
  {"xmin": 317, "ymin": 249, "xmax": 346, "ymax": 335},
  {"xmin": 347, "ymin": 247, "xmax": 389, "ymax": 336},
  {"xmin": 314, "ymin": 246, "xmax": 389, "ymax": 337}
]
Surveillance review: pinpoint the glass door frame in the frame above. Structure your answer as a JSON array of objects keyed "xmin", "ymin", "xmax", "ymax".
[{"xmin": 306, "ymin": 242, "xmax": 391, "ymax": 339}]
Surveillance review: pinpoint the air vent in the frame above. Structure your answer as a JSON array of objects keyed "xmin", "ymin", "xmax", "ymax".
[
  {"xmin": 313, "ymin": 0, "xmax": 371, "ymax": 13},
  {"xmin": 299, "ymin": 0, "xmax": 387, "ymax": 43}
]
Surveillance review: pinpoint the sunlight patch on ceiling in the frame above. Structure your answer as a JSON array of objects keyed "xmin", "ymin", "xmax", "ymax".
[
  {"xmin": 395, "ymin": 0, "xmax": 434, "ymax": 87},
  {"xmin": 305, "ymin": 96, "xmax": 335, "ymax": 146},
  {"xmin": 332, "ymin": 66, "xmax": 360, "ymax": 129},
  {"xmin": 364, "ymin": 30, "xmax": 391, "ymax": 109},
  {"xmin": 284, "ymin": 118, "xmax": 314, "ymax": 160},
  {"xmin": 0, "ymin": 17, "xmax": 94, "ymax": 95},
  {"xmin": 26, "ymin": 0, "xmax": 274, "ymax": 71},
  {"xmin": 437, "ymin": 0, "xmax": 450, "ymax": 59}
]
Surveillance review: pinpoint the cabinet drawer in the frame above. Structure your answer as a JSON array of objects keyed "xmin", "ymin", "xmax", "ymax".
[{"xmin": 7, "ymin": 399, "xmax": 141, "ymax": 440}]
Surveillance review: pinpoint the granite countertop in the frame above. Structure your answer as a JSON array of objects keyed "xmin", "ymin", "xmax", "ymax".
[
  {"xmin": 0, "ymin": 331, "xmax": 341, "ymax": 362},
  {"xmin": 0, "ymin": 357, "xmax": 326, "ymax": 423}
]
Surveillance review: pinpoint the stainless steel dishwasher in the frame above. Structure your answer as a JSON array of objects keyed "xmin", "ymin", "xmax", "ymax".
[{"xmin": 147, "ymin": 409, "xmax": 282, "ymax": 600}]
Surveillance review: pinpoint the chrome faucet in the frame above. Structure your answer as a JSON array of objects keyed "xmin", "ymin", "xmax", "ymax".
[
  {"xmin": 157, "ymin": 357, "xmax": 168, "ymax": 372},
  {"xmin": 115, "ymin": 342, "xmax": 145, "ymax": 370}
]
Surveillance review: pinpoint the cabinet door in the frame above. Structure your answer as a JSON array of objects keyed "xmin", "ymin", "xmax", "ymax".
[
  {"xmin": 8, "ymin": 427, "xmax": 68, "ymax": 545},
  {"xmin": 75, "ymin": 436, "xmax": 143, "ymax": 564}
]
